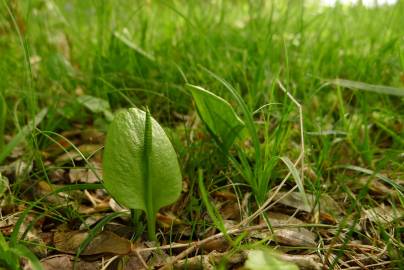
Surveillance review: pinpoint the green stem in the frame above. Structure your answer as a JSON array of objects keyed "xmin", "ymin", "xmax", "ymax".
[{"xmin": 147, "ymin": 213, "xmax": 157, "ymax": 241}]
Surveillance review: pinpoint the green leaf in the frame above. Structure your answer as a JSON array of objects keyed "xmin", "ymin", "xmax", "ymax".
[
  {"xmin": 77, "ymin": 95, "xmax": 113, "ymax": 121},
  {"xmin": 102, "ymin": 108, "xmax": 182, "ymax": 239},
  {"xmin": 77, "ymin": 95, "xmax": 109, "ymax": 113},
  {"xmin": 245, "ymin": 249, "xmax": 299, "ymax": 270},
  {"xmin": 187, "ymin": 84, "xmax": 245, "ymax": 151}
]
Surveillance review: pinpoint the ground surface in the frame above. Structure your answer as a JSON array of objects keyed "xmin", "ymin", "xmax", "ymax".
[{"xmin": 0, "ymin": 1, "xmax": 403, "ymax": 269}]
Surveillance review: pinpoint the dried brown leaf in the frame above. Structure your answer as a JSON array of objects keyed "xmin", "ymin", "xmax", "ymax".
[
  {"xmin": 35, "ymin": 255, "xmax": 100, "ymax": 270},
  {"xmin": 54, "ymin": 230, "xmax": 131, "ymax": 255},
  {"xmin": 362, "ymin": 205, "xmax": 402, "ymax": 224},
  {"xmin": 252, "ymin": 212, "xmax": 317, "ymax": 247},
  {"xmin": 273, "ymin": 192, "xmax": 343, "ymax": 215}
]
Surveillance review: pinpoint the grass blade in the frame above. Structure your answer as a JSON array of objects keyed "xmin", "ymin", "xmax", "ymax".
[
  {"xmin": 113, "ymin": 31, "xmax": 155, "ymax": 62},
  {"xmin": 340, "ymin": 165, "xmax": 403, "ymax": 200},
  {"xmin": 11, "ymin": 244, "xmax": 43, "ymax": 270},
  {"xmin": 327, "ymin": 79, "xmax": 404, "ymax": 96},
  {"xmin": 0, "ymin": 108, "xmax": 48, "ymax": 165},
  {"xmin": 0, "ymin": 93, "xmax": 6, "ymax": 150},
  {"xmin": 280, "ymin": 156, "xmax": 310, "ymax": 209},
  {"xmin": 198, "ymin": 169, "xmax": 229, "ymax": 240}
]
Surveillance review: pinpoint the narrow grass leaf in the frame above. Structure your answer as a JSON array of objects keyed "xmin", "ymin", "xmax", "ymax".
[
  {"xmin": 341, "ymin": 165, "xmax": 404, "ymax": 202},
  {"xmin": 11, "ymin": 244, "xmax": 43, "ymax": 270},
  {"xmin": 113, "ymin": 31, "xmax": 155, "ymax": 62},
  {"xmin": 328, "ymin": 79, "xmax": 404, "ymax": 96},
  {"xmin": 198, "ymin": 169, "xmax": 229, "ymax": 239},
  {"xmin": 280, "ymin": 157, "xmax": 310, "ymax": 209},
  {"xmin": 0, "ymin": 93, "xmax": 6, "ymax": 150},
  {"xmin": 187, "ymin": 84, "xmax": 245, "ymax": 151},
  {"xmin": 0, "ymin": 231, "xmax": 8, "ymax": 250},
  {"xmin": 0, "ymin": 108, "xmax": 47, "ymax": 165}
]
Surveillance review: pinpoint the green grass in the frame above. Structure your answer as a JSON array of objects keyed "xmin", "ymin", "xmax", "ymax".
[{"xmin": 0, "ymin": 0, "xmax": 403, "ymax": 269}]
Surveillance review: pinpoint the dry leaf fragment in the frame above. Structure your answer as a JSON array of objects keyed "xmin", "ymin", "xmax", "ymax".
[
  {"xmin": 157, "ymin": 212, "xmax": 183, "ymax": 229},
  {"xmin": 55, "ymin": 144, "xmax": 102, "ymax": 164},
  {"xmin": 54, "ymin": 230, "xmax": 131, "ymax": 255},
  {"xmin": 362, "ymin": 205, "xmax": 402, "ymax": 224},
  {"xmin": 273, "ymin": 228, "xmax": 316, "ymax": 247},
  {"xmin": 213, "ymin": 191, "xmax": 237, "ymax": 201},
  {"xmin": 69, "ymin": 161, "xmax": 102, "ymax": 183},
  {"xmin": 253, "ymin": 212, "xmax": 317, "ymax": 247},
  {"xmin": 221, "ymin": 202, "xmax": 241, "ymax": 220},
  {"xmin": 273, "ymin": 192, "xmax": 343, "ymax": 216},
  {"xmin": 32, "ymin": 255, "xmax": 100, "ymax": 270},
  {"xmin": 276, "ymin": 253, "xmax": 322, "ymax": 270}
]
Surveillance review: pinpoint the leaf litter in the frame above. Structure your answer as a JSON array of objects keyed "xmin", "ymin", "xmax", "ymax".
[{"xmin": 2, "ymin": 119, "xmax": 402, "ymax": 270}]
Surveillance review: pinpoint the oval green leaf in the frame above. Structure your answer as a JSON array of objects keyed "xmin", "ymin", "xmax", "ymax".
[
  {"xmin": 187, "ymin": 84, "xmax": 245, "ymax": 151},
  {"xmin": 102, "ymin": 108, "xmax": 182, "ymax": 215}
]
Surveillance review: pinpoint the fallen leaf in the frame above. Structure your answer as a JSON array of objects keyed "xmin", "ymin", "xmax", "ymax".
[
  {"xmin": 201, "ymin": 238, "xmax": 229, "ymax": 253},
  {"xmin": 78, "ymin": 201, "xmax": 110, "ymax": 215},
  {"xmin": 362, "ymin": 205, "xmax": 402, "ymax": 224},
  {"xmin": 0, "ymin": 173, "xmax": 9, "ymax": 197},
  {"xmin": 0, "ymin": 159, "xmax": 33, "ymax": 179},
  {"xmin": 273, "ymin": 192, "xmax": 343, "ymax": 216},
  {"xmin": 122, "ymin": 255, "xmax": 148, "ymax": 270},
  {"xmin": 55, "ymin": 144, "xmax": 102, "ymax": 164},
  {"xmin": 252, "ymin": 212, "xmax": 317, "ymax": 247},
  {"xmin": 54, "ymin": 230, "xmax": 131, "ymax": 255},
  {"xmin": 276, "ymin": 254, "xmax": 322, "ymax": 270},
  {"xmin": 273, "ymin": 228, "xmax": 316, "ymax": 247},
  {"xmin": 79, "ymin": 214, "xmax": 104, "ymax": 230},
  {"xmin": 157, "ymin": 212, "xmax": 183, "ymax": 229},
  {"xmin": 213, "ymin": 190, "xmax": 237, "ymax": 201},
  {"xmin": 32, "ymin": 255, "xmax": 100, "ymax": 270},
  {"xmin": 109, "ymin": 198, "xmax": 130, "ymax": 214},
  {"xmin": 69, "ymin": 161, "xmax": 102, "ymax": 183},
  {"xmin": 221, "ymin": 202, "xmax": 241, "ymax": 220}
]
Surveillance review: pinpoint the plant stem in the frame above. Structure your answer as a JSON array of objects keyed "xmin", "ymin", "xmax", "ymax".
[{"xmin": 147, "ymin": 213, "xmax": 157, "ymax": 241}]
